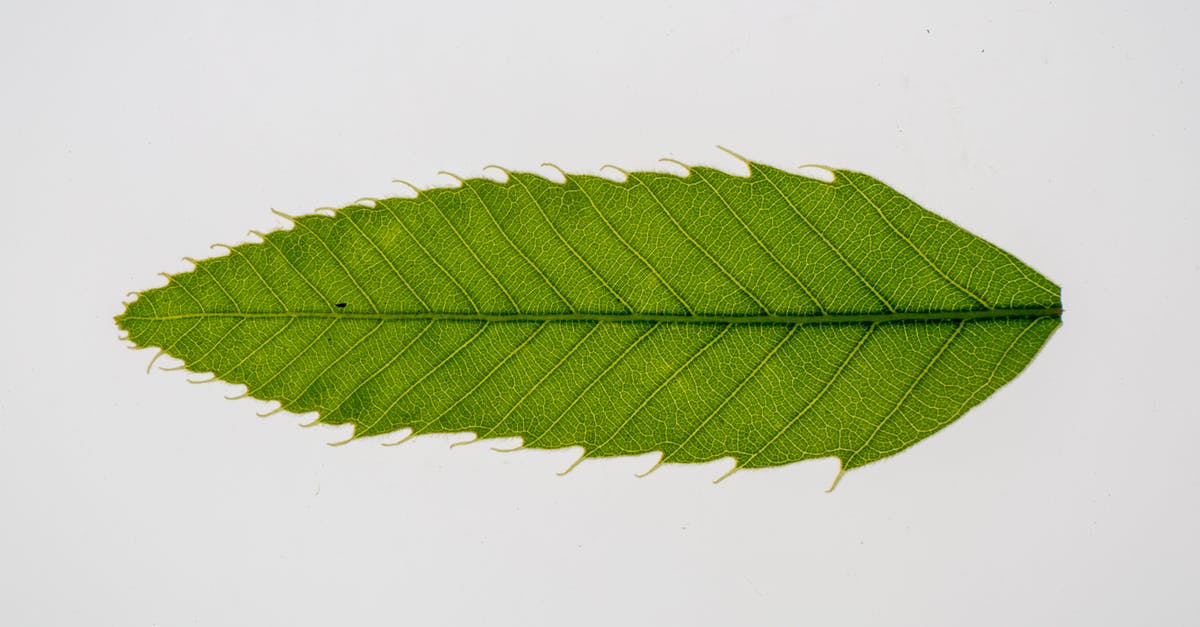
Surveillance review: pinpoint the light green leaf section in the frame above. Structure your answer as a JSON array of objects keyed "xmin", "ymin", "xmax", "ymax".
[{"xmin": 116, "ymin": 154, "xmax": 1061, "ymax": 483}]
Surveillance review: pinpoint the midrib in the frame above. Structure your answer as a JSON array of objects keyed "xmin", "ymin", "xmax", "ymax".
[{"xmin": 122, "ymin": 307, "xmax": 1062, "ymax": 325}]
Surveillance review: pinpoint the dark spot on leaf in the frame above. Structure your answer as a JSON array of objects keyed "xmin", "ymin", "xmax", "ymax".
[{"xmin": 335, "ymin": 303, "xmax": 347, "ymax": 308}]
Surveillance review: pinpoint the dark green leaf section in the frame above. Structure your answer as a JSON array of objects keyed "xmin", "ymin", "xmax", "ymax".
[{"xmin": 117, "ymin": 157, "xmax": 1061, "ymax": 479}]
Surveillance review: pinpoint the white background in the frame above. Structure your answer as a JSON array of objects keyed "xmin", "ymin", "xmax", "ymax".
[{"xmin": 2, "ymin": 1, "xmax": 1197, "ymax": 625}]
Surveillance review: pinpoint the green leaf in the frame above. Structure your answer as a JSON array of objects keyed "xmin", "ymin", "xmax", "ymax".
[{"xmin": 116, "ymin": 152, "xmax": 1061, "ymax": 487}]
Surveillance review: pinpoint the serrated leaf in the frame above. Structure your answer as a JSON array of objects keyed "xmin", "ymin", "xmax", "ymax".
[{"xmin": 116, "ymin": 153, "xmax": 1061, "ymax": 486}]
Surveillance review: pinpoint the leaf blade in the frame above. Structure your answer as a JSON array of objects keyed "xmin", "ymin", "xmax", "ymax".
[{"xmin": 117, "ymin": 157, "xmax": 1061, "ymax": 481}]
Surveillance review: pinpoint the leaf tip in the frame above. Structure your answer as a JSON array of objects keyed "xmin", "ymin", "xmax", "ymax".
[
  {"xmin": 449, "ymin": 435, "xmax": 479, "ymax": 449},
  {"xmin": 540, "ymin": 162, "xmax": 569, "ymax": 180},
  {"xmin": 826, "ymin": 465, "xmax": 847, "ymax": 493},
  {"xmin": 437, "ymin": 170, "xmax": 467, "ymax": 185},
  {"xmin": 715, "ymin": 145, "xmax": 751, "ymax": 165},
  {"xmin": 269, "ymin": 208, "xmax": 297, "ymax": 223},
  {"xmin": 145, "ymin": 349, "xmax": 165, "ymax": 374},
  {"xmin": 381, "ymin": 430, "xmax": 416, "ymax": 446},
  {"xmin": 557, "ymin": 451, "xmax": 587, "ymax": 476},
  {"xmin": 713, "ymin": 463, "xmax": 739, "ymax": 484},
  {"xmin": 391, "ymin": 178, "xmax": 422, "ymax": 195},
  {"xmin": 257, "ymin": 404, "xmax": 286, "ymax": 418},
  {"xmin": 482, "ymin": 164, "xmax": 511, "ymax": 181},
  {"xmin": 599, "ymin": 163, "xmax": 630, "ymax": 180},
  {"xmin": 327, "ymin": 433, "xmax": 356, "ymax": 447},
  {"xmin": 658, "ymin": 157, "xmax": 692, "ymax": 176},
  {"xmin": 634, "ymin": 457, "xmax": 664, "ymax": 478},
  {"xmin": 796, "ymin": 163, "xmax": 837, "ymax": 183}
]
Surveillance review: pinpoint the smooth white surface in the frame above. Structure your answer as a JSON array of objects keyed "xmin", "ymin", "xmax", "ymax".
[{"xmin": 2, "ymin": 1, "xmax": 1197, "ymax": 625}]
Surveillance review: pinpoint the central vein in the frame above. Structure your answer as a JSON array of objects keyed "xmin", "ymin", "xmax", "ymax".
[{"xmin": 124, "ymin": 307, "xmax": 1062, "ymax": 325}]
